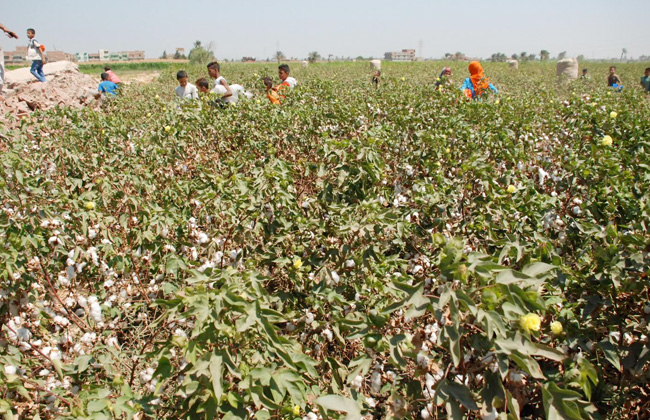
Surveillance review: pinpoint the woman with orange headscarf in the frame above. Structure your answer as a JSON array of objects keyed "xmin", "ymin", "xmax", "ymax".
[{"xmin": 460, "ymin": 61, "xmax": 498, "ymax": 99}]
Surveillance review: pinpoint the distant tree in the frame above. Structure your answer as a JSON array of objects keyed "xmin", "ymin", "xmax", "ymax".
[
  {"xmin": 558, "ymin": 51, "xmax": 567, "ymax": 60},
  {"xmin": 528, "ymin": 53, "xmax": 536, "ymax": 60},
  {"xmin": 511, "ymin": 53, "xmax": 519, "ymax": 60},
  {"xmin": 328, "ymin": 54, "xmax": 333, "ymax": 62},
  {"xmin": 621, "ymin": 48, "xmax": 627, "ymax": 60},
  {"xmin": 275, "ymin": 51, "xmax": 285, "ymax": 63},
  {"xmin": 356, "ymin": 56, "xmax": 364, "ymax": 61},
  {"xmin": 161, "ymin": 51, "xmax": 168, "ymax": 59},
  {"xmin": 577, "ymin": 55, "xmax": 585, "ymax": 62},
  {"xmin": 540, "ymin": 50, "xmax": 550, "ymax": 60},
  {"xmin": 444, "ymin": 53, "xmax": 452, "ymax": 59},
  {"xmin": 173, "ymin": 50, "xmax": 183, "ymax": 60},
  {"xmin": 308, "ymin": 51, "xmax": 321, "ymax": 63},
  {"xmin": 453, "ymin": 51, "xmax": 465, "ymax": 60},
  {"xmin": 188, "ymin": 41, "xmax": 215, "ymax": 65},
  {"xmin": 490, "ymin": 52, "xmax": 507, "ymax": 62},
  {"xmin": 520, "ymin": 52, "xmax": 528, "ymax": 62}
]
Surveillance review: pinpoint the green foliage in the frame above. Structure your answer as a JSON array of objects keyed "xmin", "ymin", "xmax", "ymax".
[{"xmin": 1, "ymin": 61, "xmax": 649, "ymax": 419}]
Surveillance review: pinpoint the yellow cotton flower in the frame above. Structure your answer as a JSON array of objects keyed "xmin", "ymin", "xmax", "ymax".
[
  {"xmin": 520, "ymin": 313, "xmax": 541, "ymax": 333},
  {"xmin": 84, "ymin": 201, "xmax": 95, "ymax": 210},
  {"xmin": 401, "ymin": 77, "xmax": 405, "ymax": 81},
  {"xmin": 506, "ymin": 185, "xmax": 517, "ymax": 194},
  {"xmin": 601, "ymin": 135, "xmax": 613, "ymax": 146},
  {"xmin": 550, "ymin": 321, "xmax": 563, "ymax": 335},
  {"xmin": 293, "ymin": 258, "xmax": 303, "ymax": 269},
  {"xmin": 293, "ymin": 405, "xmax": 300, "ymax": 416},
  {"xmin": 609, "ymin": 111, "xmax": 617, "ymax": 119},
  {"xmin": 164, "ymin": 126, "xmax": 171, "ymax": 132}
]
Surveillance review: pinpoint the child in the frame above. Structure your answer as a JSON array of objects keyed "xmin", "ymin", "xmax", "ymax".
[
  {"xmin": 263, "ymin": 76, "xmax": 281, "ymax": 104},
  {"xmin": 607, "ymin": 66, "xmax": 623, "ymax": 91},
  {"xmin": 175, "ymin": 70, "xmax": 199, "ymax": 100},
  {"xmin": 0, "ymin": 21, "xmax": 19, "ymax": 94},
  {"xmin": 640, "ymin": 68, "xmax": 650, "ymax": 93},
  {"xmin": 104, "ymin": 66, "xmax": 122, "ymax": 84},
  {"xmin": 460, "ymin": 61, "xmax": 498, "ymax": 100},
  {"xmin": 278, "ymin": 64, "xmax": 297, "ymax": 88},
  {"xmin": 26, "ymin": 28, "xmax": 47, "ymax": 83},
  {"xmin": 207, "ymin": 61, "xmax": 236, "ymax": 103},
  {"xmin": 196, "ymin": 77, "xmax": 226, "ymax": 108},
  {"xmin": 580, "ymin": 68, "xmax": 590, "ymax": 80},
  {"xmin": 98, "ymin": 72, "xmax": 118, "ymax": 96},
  {"xmin": 435, "ymin": 67, "xmax": 452, "ymax": 90},
  {"xmin": 372, "ymin": 70, "xmax": 381, "ymax": 88}
]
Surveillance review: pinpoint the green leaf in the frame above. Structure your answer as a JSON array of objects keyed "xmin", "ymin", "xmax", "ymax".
[
  {"xmin": 209, "ymin": 352, "xmax": 223, "ymax": 401},
  {"xmin": 316, "ymin": 395, "xmax": 361, "ymax": 420},
  {"xmin": 597, "ymin": 341, "xmax": 621, "ymax": 371}
]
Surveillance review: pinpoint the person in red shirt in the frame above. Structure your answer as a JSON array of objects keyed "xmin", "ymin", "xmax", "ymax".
[{"xmin": 104, "ymin": 66, "xmax": 122, "ymax": 84}]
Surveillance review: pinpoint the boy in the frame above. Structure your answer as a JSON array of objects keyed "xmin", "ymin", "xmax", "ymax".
[
  {"xmin": 98, "ymin": 72, "xmax": 118, "ymax": 96},
  {"xmin": 104, "ymin": 66, "xmax": 121, "ymax": 84},
  {"xmin": 206, "ymin": 61, "xmax": 234, "ymax": 102},
  {"xmin": 26, "ymin": 28, "xmax": 47, "ymax": 83},
  {"xmin": 0, "ymin": 21, "xmax": 19, "ymax": 94},
  {"xmin": 175, "ymin": 70, "xmax": 199, "ymax": 100},
  {"xmin": 607, "ymin": 66, "xmax": 623, "ymax": 91},
  {"xmin": 278, "ymin": 64, "xmax": 297, "ymax": 88},
  {"xmin": 195, "ymin": 77, "xmax": 226, "ymax": 108},
  {"xmin": 641, "ymin": 68, "xmax": 650, "ymax": 93},
  {"xmin": 263, "ymin": 76, "xmax": 281, "ymax": 104},
  {"xmin": 580, "ymin": 68, "xmax": 590, "ymax": 80}
]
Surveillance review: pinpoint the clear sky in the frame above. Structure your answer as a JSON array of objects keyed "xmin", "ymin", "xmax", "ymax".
[{"xmin": 1, "ymin": 0, "xmax": 648, "ymax": 60}]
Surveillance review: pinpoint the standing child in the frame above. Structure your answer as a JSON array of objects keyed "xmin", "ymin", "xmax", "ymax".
[
  {"xmin": 175, "ymin": 70, "xmax": 199, "ymax": 100},
  {"xmin": 0, "ymin": 22, "xmax": 19, "ymax": 94},
  {"xmin": 263, "ymin": 77, "xmax": 281, "ymax": 104},
  {"xmin": 640, "ymin": 68, "xmax": 650, "ymax": 93},
  {"xmin": 607, "ymin": 66, "xmax": 623, "ymax": 91},
  {"xmin": 98, "ymin": 73, "xmax": 119, "ymax": 96},
  {"xmin": 460, "ymin": 61, "xmax": 498, "ymax": 100},
  {"xmin": 278, "ymin": 64, "xmax": 297, "ymax": 88},
  {"xmin": 26, "ymin": 28, "xmax": 47, "ymax": 83},
  {"xmin": 372, "ymin": 70, "xmax": 381, "ymax": 88},
  {"xmin": 104, "ymin": 66, "xmax": 122, "ymax": 84}
]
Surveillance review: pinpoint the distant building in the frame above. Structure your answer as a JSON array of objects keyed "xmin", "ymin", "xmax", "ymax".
[
  {"xmin": 75, "ymin": 49, "xmax": 146, "ymax": 62},
  {"xmin": 242, "ymin": 56, "xmax": 256, "ymax": 62},
  {"xmin": 384, "ymin": 49, "xmax": 416, "ymax": 62},
  {"xmin": 4, "ymin": 46, "xmax": 76, "ymax": 64}
]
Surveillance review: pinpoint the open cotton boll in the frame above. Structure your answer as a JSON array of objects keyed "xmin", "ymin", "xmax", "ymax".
[{"xmin": 371, "ymin": 371, "xmax": 382, "ymax": 393}]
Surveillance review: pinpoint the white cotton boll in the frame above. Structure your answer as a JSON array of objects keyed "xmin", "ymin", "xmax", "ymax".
[
  {"xmin": 66, "ymin": 265, "xmax": 76, "ymax": 282},
  {"xmin": 39, "ymin": 369, "xmax": 51, "ymax": 377},
  {"xmin": 103, "ymin": 280, "xmax": 114, "ymax": 288},
  {"xmin": 50, "ymin": 348, "xmax": 62, "ymax": 360},
  {"xmin": 88, "ymin": 228, "xmax": 97, "ymax": 239},
  {"xmin": 4, "ymin": 365, "xmax": 17, "ymax": 375},
  {"xmin": 90, "ymin": 302, "xmax": 102, "ymax": 322},
  {"xmin": 106, "ymin": 337, "xmax": 119, "ymax": 347},
  {"xmin": 305, "ymin": 413, "xmax": 318, "ymax": 420},
  {"xmin": 58, "ymin": 273, "xmax": 70, "ymax": 287},
  {"xmin": 571, "ymin": 206, "xmax": 582, "ymax": 216},
  {"xmin": 412, "ymin": 265, "xmax": 424, "ymax": 275},
  {"xmin": 174, "ymin": 328, "xmax": 187, "ymax": 338},
  {"xmin": 322, "ymin": 328, "xmax": 333, "ymax": 342},
  {"xmin": 76, "ymin": 262, "xmax": 87, "ymax": 273},
  {"xmin": 572, "ymin": 197, "xmax": 583, "ymax": 205},
  {"xmin": 197, "ymin": 232, "xmax": 209, "ymax": 244},
  {"xmin": 16, "ymin": 327, "xmax": 31, "ymax": 341},
  {"xmin": 345, "ymin": 259, "xmax": 355, "ymax": 268},
  {"xmin": 351, "ymin": 374, "xmax": 363, "ymax": 390},
  {"xmin": 190, "ymin": 248, "xmax": 198, "ymax": 261},
  {"xmin": 538, "ymin": 167, "xmax": 549, "ymax": 186},
  {"xmin": 48, "ymin": 236, "xmax": 59, "ymax": 245},
  {"xmin": 81, "ymin": 332, "xmax": 96, "ymax": 344},
  {"xmin": 301, "ymin": 201, "xmax": 309, "ymax": 209},
  {"xmin": 417, "ymin": 353, "xmax": 429, "ymax": 368},
  {"xmin": 481, "ymin": 407, "xmax": 498, "ymax": 420},
  {"xmin": 41, "ymin": 220, "xmax": 51, "ymax": 228},
  {"xmin": 371, "ymin": 371, "xmax": 382, "ymax": 393},
  {"xmin": 53, "ymin": 315, "xmax": 69, "ymax": 327},
  {"xmin": 330, "ymin": 271, "xmax": 340, "ymax": 284},
  {"xmin": 425, "ymin": 373, "xmax": 435, "ymax": 389},
  {"xmin": 421, "ymin": 407, "xmax": 432, "ymax": 420},
  {"xmin": 305, "ymin": 311, "xmax": 315, "ymax": 325},
  {"xmin": 101, "ymin": 239, "xmax": 111, "ymax": 245}
]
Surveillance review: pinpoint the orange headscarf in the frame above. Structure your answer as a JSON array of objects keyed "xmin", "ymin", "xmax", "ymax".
[{"xmin": 468, "ymin": 61, "xmax": 490, "ymax": 96}]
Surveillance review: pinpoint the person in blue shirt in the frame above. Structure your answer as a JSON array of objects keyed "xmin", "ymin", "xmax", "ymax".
[
  {"xmin": 460, "ymin": 61, "xmax": 498, "ymax": 100},
  {"xmin": 98, "ymin": 72, "xmax": 119, "ymax": 96}
]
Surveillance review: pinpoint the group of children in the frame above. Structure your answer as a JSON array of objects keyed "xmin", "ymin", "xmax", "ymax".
[{"xmin": 171, "ymin": 62, "xmax": 297, "ymax": 106}]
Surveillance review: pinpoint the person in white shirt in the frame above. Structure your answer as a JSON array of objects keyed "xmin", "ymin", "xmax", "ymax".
[
  {"xmin": 206, "ymin": 61, "xmax": 252, "ymax": 105},
  {"xmin": 26, "ymin": 28, "xmax": 47, "ymax": 83},
  {"xmin": 278, "ymin": 64, "xmax": 297, "ymax": 88},
  {"xmin": 0, "ymin": 22, "xmax": 19, "ymax": 93},
  {"xmin": 174, "ymin": 70, "xmax": 199, "ymax": 100}
]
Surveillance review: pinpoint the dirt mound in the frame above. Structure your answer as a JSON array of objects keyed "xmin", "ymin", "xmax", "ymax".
[{"xmin": 1, "ymin": 61, "xmax": 100, "ymax": 124}]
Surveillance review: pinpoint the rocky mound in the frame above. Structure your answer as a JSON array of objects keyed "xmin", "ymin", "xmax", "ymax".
[{"xmin": 1, "ymin": 61, "xmax": 100, "ymax": 124}]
